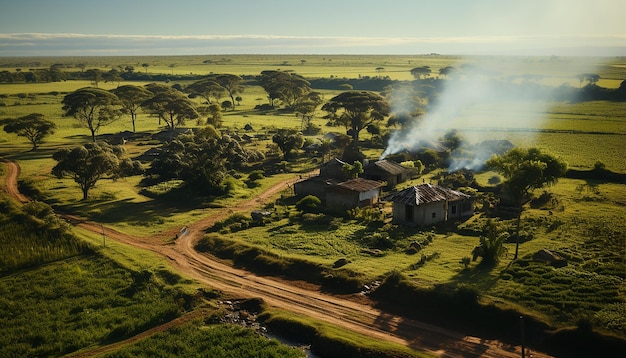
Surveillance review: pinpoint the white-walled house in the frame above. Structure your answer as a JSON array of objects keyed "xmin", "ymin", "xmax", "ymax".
[{"xmin": 385, "ymin": 184, "xmax": 474, "ymax": 227}]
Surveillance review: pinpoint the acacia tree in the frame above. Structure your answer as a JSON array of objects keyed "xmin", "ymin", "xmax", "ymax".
[
  {"xmin": 487, "ymin": 147, "xmax": 567, "ymax": 259},
  {"xmin": 185, "ymin": 77, "xmax": 226, "ymax": 104},
  {"xmin": 141, "ymin": 89, "xmax": 199, "ymax": 131},
  {"xmin": 112, "ymin": 85, "xmax": 152, "ymax": 132},
  {"xmin": 293, "ymin": 91, "xmax": 324, "ymax": 130},
  {"xmin": 52, "ymin": 142, "xmax": 122, "ymax": 200},
  {"xmin": 322, "ymin": 91, "xmax": 390, "ymax": 150},
  {"xmin": 410, "ymin": 66, "xmax": 431, "ymax": 80},
  {"xmin": 1, "ymin": 113, "xmax": 56, "ymax": 150},
  {"xmin": 258, "ymin": 70, "xmax": 312, "ymax": 108},
  {"xmin": 215, "ymin": 74, "xmax": 244, "ymax": 111},
  {"xmin": 62, "ymin": 87, "xmax": 122, "ymax": 141}
]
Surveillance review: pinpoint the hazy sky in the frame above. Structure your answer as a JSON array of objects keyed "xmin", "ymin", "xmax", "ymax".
[{"xmin": 0, "ymin": 0, "xmax": 624, "ymax": 56}]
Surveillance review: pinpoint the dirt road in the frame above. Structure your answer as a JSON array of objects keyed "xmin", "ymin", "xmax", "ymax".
[{"xmin": 2, "ymin": 160, "xmax": 551, "ymax": 357}]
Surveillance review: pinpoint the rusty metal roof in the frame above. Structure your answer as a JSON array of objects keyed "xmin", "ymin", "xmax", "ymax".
[
  {"xmin": 330, "ymin": 178, "xmax": 384, "ymax": 193},
  {"xmin": 367, "ymin": 159, "xmax": 406, "ymax": 175},
  {"xmin": 385, "ymin": 183, "xmax": 469, "ymax": 206}
]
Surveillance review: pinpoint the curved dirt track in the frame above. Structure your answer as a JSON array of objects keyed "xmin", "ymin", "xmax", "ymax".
[{"xmin": 3, "ymin": 160, "xmax": 552, "ymax": 358}]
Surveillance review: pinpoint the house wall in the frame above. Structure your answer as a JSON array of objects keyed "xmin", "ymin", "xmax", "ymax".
[
  {"xmin": 393, "ymin": 201, "xmax": 447, "ymax": 226},
  {"xmin": 294, "ymin": 179, "xmax": 329, "ymax": 200},
  {"xmin": 326, "ymin": 188, "xmax": 380, "ymax": 210}
]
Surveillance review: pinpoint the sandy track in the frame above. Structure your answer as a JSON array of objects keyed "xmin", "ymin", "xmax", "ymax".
[{"xmin": 2, "ymin": 160, "xmax": 551, "ymax": 357}]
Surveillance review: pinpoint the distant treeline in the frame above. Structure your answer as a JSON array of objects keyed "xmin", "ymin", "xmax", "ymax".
[{"xmin": 1, "ymin": 67, "xmax": 625, "ymax": 102}]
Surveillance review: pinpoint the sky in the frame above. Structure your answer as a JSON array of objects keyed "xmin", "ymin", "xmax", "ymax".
[{"xmin": 0, "ymin": 0, "xmax": 624, "ymax": 56}]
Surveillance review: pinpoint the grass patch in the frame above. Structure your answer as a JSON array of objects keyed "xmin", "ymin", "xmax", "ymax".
[
  {"xmin": 259, "ymin": 308, "xmax": 431, "ymax": 358},
  {"xmin": 102, "ymin": 317, "xmax": 306, "ymax": 358}
]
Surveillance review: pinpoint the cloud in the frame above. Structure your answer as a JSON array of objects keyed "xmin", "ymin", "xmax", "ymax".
[{"xmin": 0, "ymin": 33, "xmax": 624, "ymax": 56}]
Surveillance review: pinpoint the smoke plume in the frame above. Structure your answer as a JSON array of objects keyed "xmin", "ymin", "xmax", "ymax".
[{"xmin": 380, "ymin": 58, "xmax": 597, "ymax": 171}]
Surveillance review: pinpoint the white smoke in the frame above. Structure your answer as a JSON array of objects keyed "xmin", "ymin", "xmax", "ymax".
[{"xmin": 380, "ymin": 57, "xmax": 598, "ymax": 170}]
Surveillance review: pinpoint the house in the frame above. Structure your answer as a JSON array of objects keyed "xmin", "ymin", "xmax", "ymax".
[
  {"xmin": 363, "ymin": 159, "xmax": 409, "ymax": 188},
  {"xmin": 325, "ymin": 178, "xmax": 384, "ymax": 211},
  {"xmin": 319, "ymin": 157, "xmax": 349, "ymax": 181},
  {"xmin": 294, "ymin": 176, "xmax": 338, "ymax": 200},
  {"xmin": 385, "ymin": 183, "xmax": 474, "ymax": 227}
]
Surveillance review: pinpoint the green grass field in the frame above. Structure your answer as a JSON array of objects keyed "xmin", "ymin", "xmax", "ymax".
[{"xmin": 1, "ymin": 54, "xmax": 624, "ymax": 351}]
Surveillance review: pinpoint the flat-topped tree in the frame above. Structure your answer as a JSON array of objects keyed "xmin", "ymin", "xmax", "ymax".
[
  {"xmin": 487, "ymin": 147, "xmax": 567, "ymax": 259},
  {"xmin": 215, "ymin": 74, "xmax": 243, "ymax": 111},
  {"xmin": 52, "ymin": 142, "xmax": 122, "ymax": 200},
  {"xmin": 141, "ymin": 89, "xmax": 199, "ymax": 131},
  {"xmin": 62, "ymin": 87, "xmax": 122, "ymax": 142},
  {"xmin": 112, "ymin": 85, "xmax": 152, "ymax": 132},
  {"xmin": 1, "ymin": 113, "xmax": 56, "ymax": 150},
  {"xmin": 322, "ymin": 91, "xmax": 390, "ymax": 150}
]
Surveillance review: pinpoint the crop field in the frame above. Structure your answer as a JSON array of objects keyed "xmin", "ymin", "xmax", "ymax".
[{"xmin": 1, "ymin": 54, "xmax": 624, "ymax": 355}]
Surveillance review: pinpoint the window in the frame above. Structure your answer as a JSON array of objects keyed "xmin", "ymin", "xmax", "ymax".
[
  {"xmin": 432, "ymin": 212, "xmax": 436, "ymax": 219},
  {"xmin": 451, "ymin": 205, "xmax": 457, "ymax": 215}
]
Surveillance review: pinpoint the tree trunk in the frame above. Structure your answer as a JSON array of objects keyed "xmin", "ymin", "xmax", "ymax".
[
  {"xmin": 90, "ymin": 129, "xmax": 96, "ymax": 142},
  {"xmin": 82, "ymin": 187, "xmax": 89, "ymax": 200}
]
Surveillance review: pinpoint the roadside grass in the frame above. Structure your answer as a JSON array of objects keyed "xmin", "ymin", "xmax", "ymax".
[
  {"xmin": 259, "ymin": 308, "xmax": 432, "ymax": 358},
  {"xmin": 101, "ymin": 318, "xmax": 307, "ymax": 358}
]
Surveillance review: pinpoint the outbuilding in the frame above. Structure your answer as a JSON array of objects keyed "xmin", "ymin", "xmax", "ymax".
[
  {"xmin": 386, "ymin": 183, "xmax": 474, "ymax": 227},
  {"xmin": 325, "ymin": 178, "xmax": 384, "ymax": 211}
]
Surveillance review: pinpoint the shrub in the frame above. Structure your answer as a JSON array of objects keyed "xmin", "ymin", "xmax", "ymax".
[{"xmin": 296, "ymin": 195, "xmax": 322, "ymax": 213}]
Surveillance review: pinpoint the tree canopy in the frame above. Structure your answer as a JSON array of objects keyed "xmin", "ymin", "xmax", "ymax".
[
  {"xmin": 258, "ymin": 70, "xmax": 312, "ymax": 108},
  {"xmin": 272, "ymin": 129, "xmax": 304, "ymax": 160},
  {"xmin": 1, "ymin": 113, "xmax": 56, "ymax": 150},
  {"xmin": 487, "ymin": 147, "xmax": 567, "ymax": 259},
  {"xmin": 62, "ymin": 87, "xmax": 123, "ymax": 141},
  {"xmin": 148, "ymin": 131, "xmax": 249, "ymax": 191},
  {"xmin": 141, "ymin": 89, "xmax": 199, "ymax": 131},
  {"xmin": 51, "ymin": 142, "xmax": 123, "ymax": 200},
  {"xmin": 322, "ymin": 91, "xmax": 390, "ymax": 149},
  {"xmin": 111, "ymin": 85, "xmax": 152, "ymax": 132}
]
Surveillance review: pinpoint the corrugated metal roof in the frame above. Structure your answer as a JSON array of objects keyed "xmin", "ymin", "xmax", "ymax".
[
  {"xmin": 331, "ymin": 178, "xmax": 383, "ymax": 192},
  {"xmin": 385, "ymin": 184, "xmax": 469, "ymax": 206},
  {"xmin": 369, "ymin": 160, "xmax": 406, "ymax": 175}
]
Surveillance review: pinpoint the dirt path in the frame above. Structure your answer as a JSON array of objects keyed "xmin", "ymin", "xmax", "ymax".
[{"xmin": 2, "ymin": 160, "xmax": 551, "ymax": 358}]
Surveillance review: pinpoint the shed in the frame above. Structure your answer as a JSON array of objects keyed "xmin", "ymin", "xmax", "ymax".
[
  {"xmin": 363, "ymin": 159, "xmax": 409, "ymax": 188},
  {"xmin": 294, "ymin": 176, "xmax": 338, "ymax": 200},
  {"xmin": 325, "ymin": 178, "xmax": 384, "ymax": 211},
  {"xmin": 385, "ymin": 184, "xmax": 474, "ymax": 226},
  {"xmin": 319, "ymin": 157, "xmax": 349, "ymax": 181}
]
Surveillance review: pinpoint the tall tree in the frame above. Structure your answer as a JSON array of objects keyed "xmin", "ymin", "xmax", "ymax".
[
  {"xmin": 112, "ymin": 85, "xmax": 152, "ymax": 132},
  {"xmin": 1, "ymin": 113, "xmax": 56, "ymax": 150},
  {"xmin": 322, "ymin": 91, "xmax": 390, "ymax": 149},
  {"xmin": 62, "ymin": 87, "xmax": 122, "ymax": 142},
  {"xmin": 410, "ymin": 66, "xmax": 431, "ymax": 80},
  {"xmin": 293, "ymin": 91, "xmax": 324, "ymax": 130},
  {"xmin": 215, "ymin": 74, "xmax": 244, "ymax": 111},
  {"xmin": 258, "ymin": 70, "xmax": 311, "ymax": 108},
  {"xmin": 52, "ymin": 142, "xmax": 122, "ymax": 200},
  {"xmin": 487, "ymin": 147, "xmax": 567, "ymax": 259},
  {"xmin": 141, "ymin": 89, "xmax": 199, "ymax": 131},
  {"xmin": 185, "ymin": 77, "xmax": 226, "ymax": 104}
]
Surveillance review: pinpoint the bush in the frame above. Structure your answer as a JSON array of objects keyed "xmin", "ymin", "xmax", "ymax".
[{"xmin": 296, "ymin": 195, "xmax": 322, "ymax": 213}]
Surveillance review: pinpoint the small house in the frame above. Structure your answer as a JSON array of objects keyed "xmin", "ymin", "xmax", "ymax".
[
  {"xmin": 294, "ymin": 176, "xmax": 338, "ymax": 200},
  {"xmin": 363, "ymin": 159, "xmax": 409, "ymax": 188},
  {"xmin": 319, "ymin": 157, "xmax": 349, "ymax": 181},
  {"xmin": 325, "ymin": 178, "xmax": 384, "ymax": 211},
  {"xmin": 386, "ymin": 183, "xmax": 474, "ymax": 227}
]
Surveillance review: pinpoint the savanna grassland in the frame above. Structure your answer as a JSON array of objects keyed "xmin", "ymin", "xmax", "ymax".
[{"xmin": 1, "ymin": 54, "xmax": 625, "ymax": 357}]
